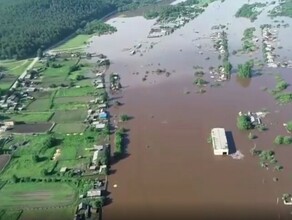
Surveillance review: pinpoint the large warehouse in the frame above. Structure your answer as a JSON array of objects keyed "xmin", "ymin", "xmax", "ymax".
[{"xmin": 211, "ymin": 128, "xmax": 229, "ymax": 155}]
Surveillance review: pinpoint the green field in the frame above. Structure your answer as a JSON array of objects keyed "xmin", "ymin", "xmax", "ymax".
[
  {"xmin": 75, "ymin": 79, "xmax": 93, "ymax": 87},
  {"xmin": 5, "ymin": 112, "xmax": 54, "ymax": 123},
  {"xmin": 53, "ymin": 123, "xmax": 87, "ymax": 133},
  {"xmin": 0, "ymin": 210, "xmax": 22, "ymax": 220},
  {"xmin": 51, "ymin": 110, "xmax": 87, "ymax": 123},
  {"xmin": 56, "ymin": 87, "xmax": 95, "ymax": 97},
  {"xmin": 27, "ymin": 99, "xmax": 52, "ymax": 112},
  {"xmin": 41, "ymin": 59, "xmax": 77, "ymax": 87},
  {"xmin": 1, "ymin": 131, "xmax": 105, "ymax": 179},
  {"xmin": 20, "ymin": 207, "xmax": 75, "ymax": 220},
  {"xmin": 0, "ymin": 183, "xmax": 77, "ymax": 208},
  {"xmin": 56, "ymin": 133, "xmax": 97, "ymax": 168},
  {"xmin": 54, "ymin": 34, "xmax": 91, "ymax": 51},
  {"xmin": 1, "ymin": 135, "xmax": 56, "ymax": 179},
  {"xmin": 0, "ymin": 59, "xmax": 32, "ymax": 76},
  {"xmin": 53, "ymin": 96, "xmax": 92, "ymax": 110}
]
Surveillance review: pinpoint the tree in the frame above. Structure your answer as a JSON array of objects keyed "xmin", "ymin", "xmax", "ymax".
[
  {"xmin": 42, "ymin": 168, "xmax": 49, "ymax": 176},
  {"xmin": 12, "ymin": 174, "xmax": 19, "ymax": 183},
  {"xmin": 237, "ymin": 61, "xmax": 253, "ymax": 78},
  {"xmin": 283, "ymin": 136, "xmax": 292, "ymax": 145},
  {"xmin": 37, "ymin": 48, "xmax": 43, "ymax": 58},
  {"xmin": 76, "ymin": 75, "xmax": 85, "ymax": 81},
  {"xmin": 286, "ymin": 121, "xmax": 292, "ymax": 132},
  {"xmin": 223, "ymin": 60, "xmax": 232, "ymax": 75},
  {"xmin": 274, "ymin": 135, "xmax": 284, "ymax": 145},
  {"xmin": 120, "ymin": 114, "xmax": 130, "ymax": 122},
  {"xmin": 33, "ymin": 154, "xmax": 40, "ymax": 162},
  {"xmin": 237, "ymin": 115, "xmax": 253, "ymax": 130},
  {"xmin": 43, "ymin": 135, "xmax": 59, "ymax": 149}
]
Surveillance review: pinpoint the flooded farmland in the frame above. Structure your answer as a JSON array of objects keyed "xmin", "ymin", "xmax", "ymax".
[{"xmin": 87, "ymin": 0, "xmax": 292, "ymax": 219}]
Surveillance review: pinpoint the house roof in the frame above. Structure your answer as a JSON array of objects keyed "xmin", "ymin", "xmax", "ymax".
[{"xmin": 211, "ymin": 128, "xmax": 228, "ymax": 151}]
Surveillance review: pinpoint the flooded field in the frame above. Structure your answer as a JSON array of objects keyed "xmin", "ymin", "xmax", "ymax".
[{"xmin": 87, "ymin": 0, "xmax": 292, "ymax": 219}]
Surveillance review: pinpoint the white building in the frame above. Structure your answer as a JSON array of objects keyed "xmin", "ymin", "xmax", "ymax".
[{"xmin": 211, "ymin": 128, "xmax": 229, "ymax": 155}]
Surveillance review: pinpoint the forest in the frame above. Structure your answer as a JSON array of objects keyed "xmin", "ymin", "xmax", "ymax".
[{"xmin": 0, "ymin": 0, "xmax": 157, "ymax": 60}]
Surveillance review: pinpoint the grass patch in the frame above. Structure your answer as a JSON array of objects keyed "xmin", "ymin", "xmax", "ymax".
[
  {"xmin": 1, "ymin": 130, "xmax": 104, "ymax": 179},
  {"xmin": 51, "ymin": 110, "xmax": 87, "ymax": 123},
  {"xmin": 269, "ymin": 0, "xmax": 292, "ymax": 18},
  {"xmin": 0, "ymin": 59, "xmax": 32, "ymax": 76},
  {"xmin": 53, "ymin": 96, "xmax": 92, "ymax": 110},
  {"xmin": 56, "ymin": 87, "xmax": 95, "ymax": 97},
  {"xmin": 235, "ymin": 3, "xmax": 266, "ymax": 21},
  {"xmin": 41, "ymin": 59, "xmax": 77, "ymax": 87},
  {"xmin": 4, "ymin": 112, "xmax": 53, "ymax": 123},
  {"xmin": 53, "ymin": 123, "xmax": 87, "ymax": 134},
  {"xmin": 0, "ymin": 135, "xmax": 57, "ymax": 179},
  {"xmin": 241, "ymin": 27, "xmax": 257, "ymax": 53},
  {"xmin": 55, "ymin": 131, "xmax": 105, "ymax": 168},
  {"xmin": 0, "ymin": 183, "xmax": 77, "ymax": 208},
  {"xmin": 54, "ymin": 35, "xmax": 91, "ymax": 51},
  {"xmin": 27, "ymin": 98, "xmax": 51, "ymax": 112},
  {"xmin": 0, "ymin": 210, "xmax": 22, "ymax": 220},
  {"xmin": 20, "ymin": 207, "xmax": 74, "ymax": 220}
]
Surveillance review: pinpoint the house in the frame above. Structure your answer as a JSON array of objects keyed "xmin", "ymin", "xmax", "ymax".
[
  {"xmin": 98, "ymin": 103, "xmax": 107, "ymax": 109},
  {"xmin": 99, "ymin": 165, "xmax": 107, "ymax": 174},
  {"xmin": 94, "ymin": 123, "xmax": 106, "ymax": 129},
  {"xmin": 4, "ymin": 121, "xmax": 14, "ymax": 129},
  {"xmin": 96, "ymin": 83, "xmax": 104, "ymax": 89},
  {"xmin": 99, "ymin": 112, "xmax": 107, "ymax": 120},
  {"xmin": 87, "ymin": 189, "xmax": 101, "ymax": 197},
  {"xmin": 211, "ymin": 128, "xmax": 229, "ymax": 155},
  {"xmin": 75, "ymin": 202, "xmax": 89, "ymax": 220},
  {"xmin": 92, "ymin": 150, "xmax": 100, "ymax": 165},
  {"xmin": 93, "ymin": 145, "xmax": 103, "ymax": 150},
  {"xmin": 60, "ymin": 167, "xmax": 67, "ymax": 173}
]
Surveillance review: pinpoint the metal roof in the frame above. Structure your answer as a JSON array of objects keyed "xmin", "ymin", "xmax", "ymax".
[{"xmin": 211, "ymin": 128, "xmax": 228, "ymax": 151}]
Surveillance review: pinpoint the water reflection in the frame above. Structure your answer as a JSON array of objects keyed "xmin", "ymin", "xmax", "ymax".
[{"xmin": 235, "ymin": 75, "xmax": 252, "ymax": 88}]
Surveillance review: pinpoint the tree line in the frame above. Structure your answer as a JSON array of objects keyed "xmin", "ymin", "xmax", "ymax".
[{"xmin": 0, "ymin": 0, "xmax": 157, "ymax": 60}]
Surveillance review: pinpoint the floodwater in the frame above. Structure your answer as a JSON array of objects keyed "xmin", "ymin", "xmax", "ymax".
[{"xmin": 87, "ymin": 0, "xmax": 292, "ymax": 219}]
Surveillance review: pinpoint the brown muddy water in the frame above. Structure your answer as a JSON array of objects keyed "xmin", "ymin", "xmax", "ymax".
[{"xmin": 87, "ymin": 0, "xmax": 292, "ymax": 219}]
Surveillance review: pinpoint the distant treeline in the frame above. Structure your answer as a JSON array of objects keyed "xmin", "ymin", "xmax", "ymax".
[{"xmin": 0, "ymin": 0, "xmax": 158, "ymax": 60}]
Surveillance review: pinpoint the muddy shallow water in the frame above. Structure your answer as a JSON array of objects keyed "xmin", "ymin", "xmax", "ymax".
[{"xmin": 87, "ymin": 0, "xmax": 292, "ymax": 219}]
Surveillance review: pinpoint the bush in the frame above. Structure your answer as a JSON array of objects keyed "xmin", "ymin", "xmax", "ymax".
[
  {"xmin": 283, "ymin": 136, "xmax": 292, "ymax": 145},
  {"xmin": 12, "ymin": 175, "xmax": 19, "ymax": 183},
  {"xmin": 237, "ymin": 61, "xmax": 253, "ymax": 78},
  {"xmin": 274, "ymin": 135, "xmax": 284, "ymax": 145},
  {"xmin": 286, "ymin": 121, "xmax": 292, "ymax": 132},
  {"xmin": 120, "ymin": 114, "xmax": 130, "ymax": 122},
  {"xmin": 223, "ymin": 60, "xmax": 232, "ymax": 75},
  {"xmin": 237, "ymin": 115, "xmax": 253, "ymax": 130}
]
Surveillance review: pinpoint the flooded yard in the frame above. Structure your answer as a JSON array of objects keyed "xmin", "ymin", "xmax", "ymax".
[{"xmin": 87, "ymin": 0, "xmax": 292, "ymax": 219}]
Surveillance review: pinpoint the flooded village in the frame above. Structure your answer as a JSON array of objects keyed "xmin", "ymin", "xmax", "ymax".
[
  {"xmin": 0, "ymin": 0, "xmax": 292, "ymax": 219},
  {"xmin": 85, "ymin": 0, "xmax": 292, "ymax": 219}
]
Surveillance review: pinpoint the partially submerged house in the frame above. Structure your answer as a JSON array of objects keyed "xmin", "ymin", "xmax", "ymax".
[{"xmin": 211, "ymin": 128, "xmax": 229, "ymax": 155}]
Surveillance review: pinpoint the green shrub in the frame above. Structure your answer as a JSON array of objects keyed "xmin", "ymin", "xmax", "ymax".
[
  {"xmin": 283, "ymin": 136, "xmax": 292, "ymax": 145},
  {"xmin": 274, "ymin": 135, "xmax": 284, "ymax": 145},
  {"xmin": 237, "ymin": 60, "xmax": 253, "ymax": 78},
  {"xmin": 286, "ymin": 121, "xmax": 292, "ymax": 132},
  {"xmin": 237, "ymin": 115, "xmax": 253, "ymax": 130}
]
